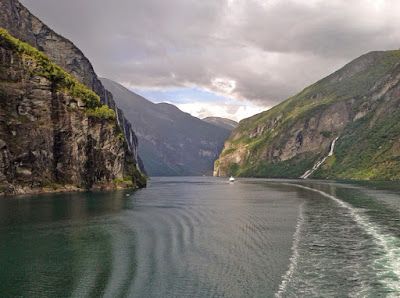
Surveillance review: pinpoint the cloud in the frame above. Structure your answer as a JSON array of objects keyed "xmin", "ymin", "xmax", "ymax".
[
  {"xmin": 126, "ymin": 85, "xmax": 265, "ymax": 121},
  {"xmin": 20, "ymin": 0, "xmax": 400, "ymax": 107},
  {"xmin": 172, "ymin": 101, "xmax": 267, "ymax": 122}
]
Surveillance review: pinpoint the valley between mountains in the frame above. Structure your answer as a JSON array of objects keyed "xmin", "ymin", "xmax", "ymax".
[{"xmin": 1, "ymin": 0, "xmax": 400, "ymax": 197}]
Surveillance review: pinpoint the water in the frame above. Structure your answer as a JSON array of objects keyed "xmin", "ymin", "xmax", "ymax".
[{"xmin": 0, "ymin": 177, "xmax": 399, "ymax": 297}]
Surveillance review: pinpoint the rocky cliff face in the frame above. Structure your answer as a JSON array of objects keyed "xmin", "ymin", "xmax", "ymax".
[
  {"xmin": 101, "ymin": 78, "xmax": 232, "ymax": 176},
  {"xmin": 0, "ymin": 0, "xmax": 143, "ymax": 168},
  {"xmin": 214, "ymin": 50, "xmax": 400, "ymax": 180},
  {"xmin": 0, "ymin": 31, "xmax": 146, "ymax": 195}
]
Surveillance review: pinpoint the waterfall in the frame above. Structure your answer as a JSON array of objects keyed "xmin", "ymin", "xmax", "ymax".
[{"xmin": 300, "ymin": 137, "xmax": 339, "ymax": 179}]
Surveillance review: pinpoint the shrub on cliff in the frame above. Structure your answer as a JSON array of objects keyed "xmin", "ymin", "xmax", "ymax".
[{"xmin": 87, "ymin": 105, "xmax": 116, "ymax": 120}]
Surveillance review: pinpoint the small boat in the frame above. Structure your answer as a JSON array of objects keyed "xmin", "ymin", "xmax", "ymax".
[{"xmin": 229, "ymin": 176, "xmax": 235, "ymax": 182}]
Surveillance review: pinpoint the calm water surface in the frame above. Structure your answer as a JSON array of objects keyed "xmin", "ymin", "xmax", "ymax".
[{"xmin": 0, "ymin": 177, "xmax": 400, "ymax": 297}]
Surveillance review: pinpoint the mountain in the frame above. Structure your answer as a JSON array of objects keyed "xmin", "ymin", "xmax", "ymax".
[
  {"xmin": 100, "ymin": 78, "xmax": 232, "ymax": 176},
  {"xmin": 0, "ymin": 29, "xmax": 146, "ymax": 195},
  {"xmin": 214, "ymin": 50, "xmax": 400, "ymax": 180},
  {"xmin": 0, "ymin": 0, "xmax": 145, "ymax": 172},
  {"xmin": 202, "ymin": 117, "xmax": 238, "ymax": 130}
]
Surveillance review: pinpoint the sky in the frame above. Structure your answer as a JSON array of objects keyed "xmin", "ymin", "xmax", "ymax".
[{"xmin": 20, "ymin": 0, "xmax": 400, "ymax": 121}]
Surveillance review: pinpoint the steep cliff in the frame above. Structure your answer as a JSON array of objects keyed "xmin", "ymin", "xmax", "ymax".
[
  {"xmin": 214, "ymin": 50, "xmax": 400, "ymax": 180},
  {"xmin": 0, "ymin": 0, "xmax": 143, "ymax": 166},
  {"xmin": 0, "ymin": 29, "xmax": 146, "ymax": 195},
  {"xmin": 101, "ymin": 78, "xmax": 233, "ymax": 176}
]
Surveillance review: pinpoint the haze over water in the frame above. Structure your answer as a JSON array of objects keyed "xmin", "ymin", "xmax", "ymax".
[{"xmin": 1, "ymin": 177, "xmax": 399, "ymax": 297}]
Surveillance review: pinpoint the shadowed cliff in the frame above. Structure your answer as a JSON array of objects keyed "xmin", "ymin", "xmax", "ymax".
[
  {"xmin": 0, "ymin": 0, "xmax": 145, "ymax": 172},
  {"xmin": 0, "ymin": 29, "xmax": 146, "ymax": 195}
]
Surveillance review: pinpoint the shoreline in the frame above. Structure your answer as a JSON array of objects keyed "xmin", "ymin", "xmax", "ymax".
[{"xmin": 0, "ymin": 182, "xmax": 144, "ymax": 198}]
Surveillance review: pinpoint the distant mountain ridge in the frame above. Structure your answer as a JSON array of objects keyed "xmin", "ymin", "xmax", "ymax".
[
  {"xmin": 214, "ymin": 50, "xmax": 400, "ymax": 180},
  {"xmin": 101, "ymin": 78, "xmax": 233, "ymax": 176},
  {"xmin": 202, "ymin": 117, "xmax": 238, "ymax": 130}
]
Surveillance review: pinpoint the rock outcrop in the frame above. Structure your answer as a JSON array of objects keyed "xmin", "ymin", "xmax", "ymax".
[
  {"xmin": 0, "ymin": 30, "xmax": 146, "ymax": 195},
  {"xmin": 215, "ymin": 50, "xmax": 400, "ymax": 180},
  {"xmin": 0, "ymin": 0, "xmax": 143, "ymax": 171}
]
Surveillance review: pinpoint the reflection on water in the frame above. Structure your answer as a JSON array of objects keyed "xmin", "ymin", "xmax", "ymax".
[
  {"xmin": 1, "ymin": 177, "xmax": 400, "ymax": 297},
  {"xmin": 0, "ymin": 190, "xmax": 128, "ymax": 225},
  {"xmin": 0, "ymin": 190, "xmax": 135, "ymax": 297}
]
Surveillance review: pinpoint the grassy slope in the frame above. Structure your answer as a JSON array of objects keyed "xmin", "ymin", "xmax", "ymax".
[
  {"xmin": 0, "ymin": 28, "xmax": 102, "ymax": 107},
  {"xmin": 219, "ymin": 50, "xmax": 400, "ymax": 179}
]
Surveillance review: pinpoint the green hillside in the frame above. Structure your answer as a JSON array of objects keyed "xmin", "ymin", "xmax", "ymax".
[{"xmin": 214, "ymin": 50, "xmax": 400, "ymax": 180}]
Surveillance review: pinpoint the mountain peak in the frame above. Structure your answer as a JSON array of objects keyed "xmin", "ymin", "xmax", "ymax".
[{"xmin": 202, "ymin": 117, "xmax": 238, "ymax": 130}]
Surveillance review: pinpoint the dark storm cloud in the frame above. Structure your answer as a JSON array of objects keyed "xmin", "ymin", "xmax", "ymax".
[{"xmin": 20, "ymin": 0, "xmax": 400, "ymax": 105}]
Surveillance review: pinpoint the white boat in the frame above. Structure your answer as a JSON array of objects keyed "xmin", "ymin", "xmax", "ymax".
[{"xmin": 229, "ymin": 176, "xmax": 235, "ymax": 182}]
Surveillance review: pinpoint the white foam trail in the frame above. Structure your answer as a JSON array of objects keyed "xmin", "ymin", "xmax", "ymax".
[
  {"xmin": 289, "ymin": 184, "xmax": 400, "ymax": 294},
  {"xmin": 300, "ymin": 137, "xmax": 339, "ymax": 179},
  {"xmin": 275, "ymin": 202, "xmax": 305, "ymax": 297}
]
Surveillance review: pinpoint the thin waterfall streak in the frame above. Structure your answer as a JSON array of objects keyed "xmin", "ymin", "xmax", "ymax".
[{"xmin": 300, "ymin": 137, "xmax": 339, "ymax": 179}]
